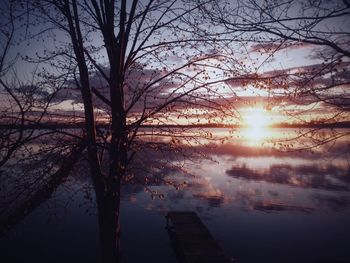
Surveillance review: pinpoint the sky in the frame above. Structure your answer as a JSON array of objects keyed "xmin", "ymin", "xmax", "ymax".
[{"xmin": 0, "ymin": 0, "xmax": 349, "ymax": 127}]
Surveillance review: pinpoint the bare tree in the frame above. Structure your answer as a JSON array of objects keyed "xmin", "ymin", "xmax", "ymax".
[
  {"xmin": 7, "ymin": 1, "xmax": 349, "ymax": 261},
  {"xmin": 9, "ymin": 0, "xmax": 243, "ymax": 261},
  {"xmin": 0, "ymin": 1, "xmax": 78, "ymax": 167},
  {"xmin": 0, "ymin": 1, "xmax": 45, "ymax": 167},
  {"xmin": 0, "ymin": 1, "xmax": 26, "ymax": 167}
]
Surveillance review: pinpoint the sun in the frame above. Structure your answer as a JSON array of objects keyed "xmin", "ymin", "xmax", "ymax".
[
  {"xmin": 244, "ymin": 107, "xmax": 270, "ymax": 128},
  {"xmin": 242, "ymin": 107, "xmax": 272, "ymax": 143}
]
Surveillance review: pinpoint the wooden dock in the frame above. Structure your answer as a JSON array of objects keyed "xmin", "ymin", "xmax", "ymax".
[{"xmin": 166, "ymin": 211, "xmax": 232, "ymax": 263}]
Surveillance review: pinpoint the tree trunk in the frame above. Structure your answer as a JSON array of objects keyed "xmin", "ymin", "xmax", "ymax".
[{"xmin": 96, "ymin": 180, "xmax": 122, "ymax": 263}]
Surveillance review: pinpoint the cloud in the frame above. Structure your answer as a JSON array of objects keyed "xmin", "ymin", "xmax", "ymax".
[
  {"xmin": 223, "ymin": 60, "xmax": 350, "ymax": 112},
  {"xmin": 224, "ymin": 73, "xmax": 260, "ymax": 88},
  {"xmin": 225, "ymin": 61, "xmax": 350, "ymax": 91},
  {"xmin": 50, "ymin": 63, "xmax": 202, "ymax": 116},
  {"xmin": 250, "ymin": 42, "xmax": 313, "ymax": 53}
]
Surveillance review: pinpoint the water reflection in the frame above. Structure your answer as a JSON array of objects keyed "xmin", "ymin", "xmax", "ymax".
[
  {"xmin": 120, "ymin": 129, "xmax": 350, "ymax": 218},
  {"xmin": 226, "ymin": 163, "xmax": 349, "ymax": 191},
  {"xmin": 244, "ymin": 126, "xmax": 271, "ymax": 146},
  {"xmin": 0, "ymin": 128, "xmax": 349, "ymax": 263},
  {"xmin": 252, "ymin": 200, "xmax": 314, "ymax": 213}
]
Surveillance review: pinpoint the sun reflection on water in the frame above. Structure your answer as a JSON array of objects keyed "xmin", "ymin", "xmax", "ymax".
[{"xmin": 245, "ymin": 126, "xmax": 271, "ymax": 145}]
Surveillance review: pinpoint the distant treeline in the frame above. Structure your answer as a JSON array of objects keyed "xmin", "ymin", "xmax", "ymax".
[
  {"xmin": 269, "ymin": 121, "xmax": 350, "ymax": 129},
  {"xmin": 1, "ymin": 121, "xmax": 350, "ymax": 130}
]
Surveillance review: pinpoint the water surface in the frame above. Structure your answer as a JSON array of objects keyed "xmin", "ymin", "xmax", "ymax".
[{"xmin": 1, "ymin": 128, "xmax": 349, "ymax": 263}]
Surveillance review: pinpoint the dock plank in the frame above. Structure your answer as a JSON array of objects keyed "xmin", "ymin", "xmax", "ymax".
[{"xmin": 166, "ymin": 211, "xmax": 231, "ymax": 263}]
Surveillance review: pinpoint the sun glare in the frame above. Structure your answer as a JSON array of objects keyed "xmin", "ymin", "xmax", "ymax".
[{"xmin": 242, "ymin": 107, "xmax": 272, "ymax": 144}]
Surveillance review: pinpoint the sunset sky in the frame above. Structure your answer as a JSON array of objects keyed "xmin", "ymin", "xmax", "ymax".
[
  {"xmin": 1, "ymin": 0, "xmax": 349, "ymax": 127},
  {"xmin": 1, "ymin": 2, "xmax": 350, "ymax": 263}
]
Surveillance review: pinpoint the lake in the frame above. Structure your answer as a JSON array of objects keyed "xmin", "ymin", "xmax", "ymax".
[{"xmin": 0, "ymin": 128, "xmax": 349, "ymax": 263}]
